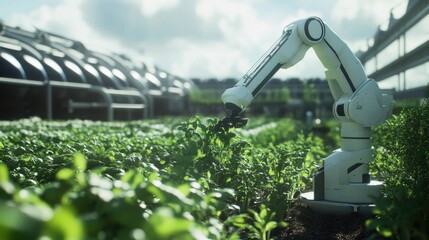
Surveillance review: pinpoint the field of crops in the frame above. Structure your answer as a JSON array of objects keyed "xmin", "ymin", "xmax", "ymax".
[
  {"xmin": 0, "ymin": 116, "xmax": 329, "ymax": 239},
  {"xmin": 1, "ymin": 100, "xmax": 428, "ymax": 239}
]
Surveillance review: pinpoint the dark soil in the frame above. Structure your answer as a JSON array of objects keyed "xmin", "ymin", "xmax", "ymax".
[{"xmin": 280, "ymin": 202, "xmax": 373, "ymax": 240}]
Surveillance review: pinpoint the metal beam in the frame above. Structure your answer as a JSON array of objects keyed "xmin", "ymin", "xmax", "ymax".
[
  {"xmin": 359, "ymin": 0, "xmax": 429, "ymax": 63},
  {"xmin": 369, "ymin": 40, "xmax": 429, "ymax": 81},
  {"xmin": 0, "ymin": 77, "xmax": 44, "ymax": 86},
  {"xmin": 0, "ymin": 77, "xmax": 148, "ymax": 120},
  {"xmin": 394, "ymin": 85, "xmax": 428, "ymax": 100}
]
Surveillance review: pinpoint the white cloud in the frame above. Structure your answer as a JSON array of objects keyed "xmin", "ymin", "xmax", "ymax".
[
  {"xmin": 139, "ymin": 0, "xmax": 180, "ymax": 16},
  {"xmin": 333, "ymin": 0, "xmax": 402, "ymax": 23},
  {"xmin": 8, "ymin": 0, "xmax": 127, "ymax": 54},
  {"xmin": 166, "ymin": 39, "xmax": 249, "ymax": 79},
  {"xmin": 4, "ymin": 0, "xmax": 404, "ymax": 80}
]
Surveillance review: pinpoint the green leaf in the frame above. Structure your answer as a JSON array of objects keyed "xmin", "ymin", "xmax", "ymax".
[
  {"xmin": 148, "ymin": 180, "xmax": 193, "ymax": 205},
  {"xmin": 0, "ymin": 163, "xmax": 9, "ymax": 183},
  {"xmin": 264, "ymin": 221, "xmax": 277, "ymax": 232},
  {"xmin": 73, "ymin": 153, "xmax": 87, "ymax": 171},
  {"xmin": 259, "ymin": 205, "xmax": 267, "ymax": 219},
  {"xmin": 144, "ymin": 207, "xmax": 196, "ymax": 239},
  {"xmin": 379, "ymin": 228, "xmax": 393, "ymax": 237},
  {"xmin": 121, "ymin": 170, "xmax": 144, "ymax": 188},
  {"xmin": 278, "ymin": 221, "xmax": 288, "ymax": 227},
  {"xmin": 56, "ymin": 168, "xmax": 74, "ymax": 181},
  {"xmin": 177, "ymin": 184, "xmax": 191, "ymax": 196},
  {"xmin": 42, "ymin": 206, "xmax": 83, "ymax": 239},
  {"xmin": 249, "ymin": 209, "xmax": 262, "ymax": 224},
  {"xmin": 0, "ymin": 202, "xmax": 48, "ymax": 238}
]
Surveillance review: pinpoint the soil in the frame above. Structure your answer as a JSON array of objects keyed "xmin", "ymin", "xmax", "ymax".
[{"xmin": 280, "ymin": 202, "xmax": 374, "ymax": 240}]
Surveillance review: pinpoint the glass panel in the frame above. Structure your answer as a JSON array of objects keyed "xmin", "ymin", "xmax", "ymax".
[
  {"xmin": 364, "ymin": 58, "xmax": 376, "ymax": 75},
  {"xmin": 405, "ymin": 63, "xmax": 429, "ymax": 89},
  {"xmin": 376, "ymin": 40, "xmax": 399, "ymax": 69},
  {"xmin": 378, "ymin": 75, "xmax": 399, "ymax": 90},
  {"xmin": 405, "ymin": 14, "xmax": 429, "ymax": 53}
]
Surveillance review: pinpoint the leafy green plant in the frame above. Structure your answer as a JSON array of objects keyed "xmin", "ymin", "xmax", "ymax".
[
  {"xmin": 246, "ymin": 204, "xmax": 287, "ymax": 240},
  {"xmin": 0, "ymin": 116, "xmax": 328, "ymax": 239},
  {"xmin": 366, "ymin": 185, "xmax": 428, "ymax": 239},
  {"xmin": 368, "ymin": 98, "xmax": 429, "ymax": 239}
]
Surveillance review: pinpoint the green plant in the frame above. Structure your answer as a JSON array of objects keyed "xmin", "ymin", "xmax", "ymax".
[
  {"xmin": 246, "ymin": 204, "xmax": 287, "ymax": 240},
  {"xmin": 0, "ymin": 116, "xmax": 327, "ymax": 239},
  {"xmin": 368, "ymin": 99, "xmax": 429, "ymax": 239},
  {"xmin": 366, "ymin": 185, "xmax": 428, "ymax": 239}
]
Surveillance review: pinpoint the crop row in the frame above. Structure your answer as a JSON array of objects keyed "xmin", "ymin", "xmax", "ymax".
[{"xmin": 0, "ymin": 116, "xmax": 326, "ymax": 239}]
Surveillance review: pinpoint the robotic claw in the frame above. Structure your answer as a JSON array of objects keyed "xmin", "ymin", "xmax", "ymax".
[
  {"xmin": 218, "ymin": 17, "xmax": 393, "ymax": 215},
  {"xmin": 216, "ymin": 115, "xmax": 248, "ymax": 131},
  {"xmin": 215, "ymin": 103, "xmax": 248, "ymax": 131}
]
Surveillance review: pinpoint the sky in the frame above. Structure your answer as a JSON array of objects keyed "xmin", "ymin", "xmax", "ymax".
[{"xmin": 0, "ymin": 0, "xmax": 406, "ymax": 80}]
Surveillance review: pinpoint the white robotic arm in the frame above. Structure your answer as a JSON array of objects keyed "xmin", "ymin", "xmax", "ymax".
[
  {"xmin": 219, "ymin": 17, "xmax": 393, "ymax": 214},
  {"xmin": 221, "ymin": 17, "xmax": 323, "ymax": 110},
  {"xmin": 221, "ymin": 17, "xmax": 391, "ymax": 127}
]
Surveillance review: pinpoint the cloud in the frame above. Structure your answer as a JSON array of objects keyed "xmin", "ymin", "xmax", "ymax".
[
  {"xmin": 138, "ymin": 0, "xmax": 181, "ymax": 17},
  {"xmin": 6, "ymin": 0, "xmax": 400, "ymax": 80},
  {"xmin": 8, "ymin": 0, "xmax": 126, "ymax": 53},
  {"xmin": 81, "ymin": 0, "xmax": 223, "ymax": 44}
]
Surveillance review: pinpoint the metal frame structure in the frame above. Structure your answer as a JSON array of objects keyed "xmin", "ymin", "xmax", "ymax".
[
  {"xmin": 358, "ymin": 0, "xmax": 429, "ymax": 100},
  {"xmin": 0, "ymin": 76, "xmax": 147, "ymax": 121},
  {"xmin": 0, "ymin": 21, "xmax": 203, "ymax": 120}
]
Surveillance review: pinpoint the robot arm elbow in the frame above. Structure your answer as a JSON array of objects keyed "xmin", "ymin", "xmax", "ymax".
[{"xmin": 346, "ymin": 79, "xmax": 393, "ymax": 126}]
